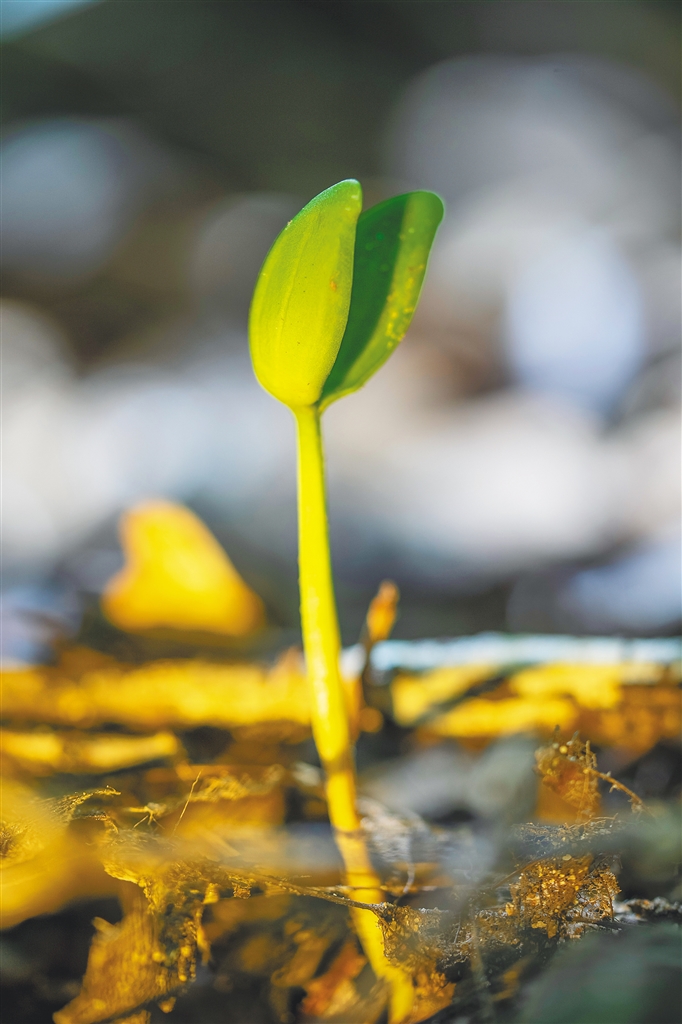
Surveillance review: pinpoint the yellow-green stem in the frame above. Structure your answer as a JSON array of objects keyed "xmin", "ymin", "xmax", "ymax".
[
  {"xmin": 294, "ymin": 404, "xmax": 354, "ymax": 819},
  {"xmin": 294, "ymin": 404, "xmax": 414, "ymax": 1023}
]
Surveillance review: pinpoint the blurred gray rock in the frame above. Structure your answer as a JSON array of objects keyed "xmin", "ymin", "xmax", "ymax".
[
  {"xmin": 360, "ymin": 736, "xmax": 537, "ymax": 823},
  {"xmin": 1, "ymin": 119, "xmax": 179, "ymax": 283}
]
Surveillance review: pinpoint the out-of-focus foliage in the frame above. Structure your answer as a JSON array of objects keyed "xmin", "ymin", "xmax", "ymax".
[
  {"xmin": 101, "ymin": 501, "xmax": 265, "ymax": 637},
  {"xmin": 0, "ymin": 649, "xmax": 313, "ymax": 732},
  {"xmin": 392, "ymin": 661, "xmax": 681, "ymax": 754},
  {"xmin": 3, "ymin": 649, "xmax": 678, "ymax": 756},
  {"xmin": 0, "ymin": 780, "xmax": 118, "ymax": 929},
  {"xmin": 0, "ymin": 728, "xmax": 180, "ymax": 776}
]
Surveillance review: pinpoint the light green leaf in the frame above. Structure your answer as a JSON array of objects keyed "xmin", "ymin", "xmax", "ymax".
[
  {"xmin": 319, "ymin": 190, "xmax": 444, "ymax": 410},
  {"xmin": 249, "ymin": 179, "xmax": 362, "ymax": 409}
]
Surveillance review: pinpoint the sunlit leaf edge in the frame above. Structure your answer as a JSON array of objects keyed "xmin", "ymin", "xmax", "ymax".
[{"xmin": 248, "ymin": 179, "xmax": 363, "ymax": 409}]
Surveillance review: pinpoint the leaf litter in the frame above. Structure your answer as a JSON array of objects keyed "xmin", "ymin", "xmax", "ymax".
[{"xmin": 1, "ymin": 570, "xmax": 680, "ymax": 1023}]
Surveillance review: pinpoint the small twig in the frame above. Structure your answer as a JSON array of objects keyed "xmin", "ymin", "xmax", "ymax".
[
  {"xmin": 172, "ymin": 770, "xmax": 202, "ymax": 836},
  {"xmin": 585, "ymin": 768, "xmax": 646, "ymax": 813},
  {"xmin": 401, "ymin": 862, "xmax": 416, "ymax": 900}
]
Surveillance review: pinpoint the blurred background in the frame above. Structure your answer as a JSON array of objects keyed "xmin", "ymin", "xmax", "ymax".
[{"xmin": 1, "ymin": 0, "xmax": 680, "ymax": 658}]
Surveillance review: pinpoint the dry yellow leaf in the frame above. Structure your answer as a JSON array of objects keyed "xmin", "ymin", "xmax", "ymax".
[
  {"xmin": 0, "ymin": 728, "xmax": 180, "ymax": 775},
  {"xmin": 510, "ymin": 663, "xmax": 623, "ymax": 709},
  {"xmin": 391, "ymin": 665, "xmax": 495, "ymax": 726},
  {"xmin": 0, "ymin": 780, "xmax": 117, "ymax": 928},
  {"xmin": 64, "ymin": 837, "xmax": 332, "ymax": 1024},
  {"xmin": 0, "ymin": 654, "xmax": 309, "ymax": 731},
  {"xmin": 300, "ymin": 939, "xmax": 369, "ymax": 1019},
  {"xmin": 165, "ymin": 763, "xmax": 287, "ymax": 839},
  {"xmin": 426, "ymin": 695, "xmax": 576, "ymax": 738},
  {"xmin": 578, "ymin": 683, "xmax": 681, "ymax": 755},
  {"xmin": 101, "ymin": 500, "xmax": 265, "ymax": 636},
  {"xmin": 0, "ymin": 647, "xmax": 368, "ymax": 737},
  {"xmin": 53, "ymin": 883, "xmax": 183, "ymax": 1024},
  {"xmin": 393, "ymin": 661, "xmax": 679, "ymax": 752}
]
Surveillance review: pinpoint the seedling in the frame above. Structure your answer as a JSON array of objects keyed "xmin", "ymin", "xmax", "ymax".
[{"xmin": 249, "ymin": 179, "xmax": 443, "ymax": 1019}]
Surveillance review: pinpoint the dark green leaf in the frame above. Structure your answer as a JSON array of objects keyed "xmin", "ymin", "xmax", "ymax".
[{"xmin": 319, "ymin": 190, "xmax": 443, "ymax": 409}]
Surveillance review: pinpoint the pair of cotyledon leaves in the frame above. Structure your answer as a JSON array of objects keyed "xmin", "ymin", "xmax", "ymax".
[{"xmin": 249, "ymin": 180, "xmax": 444, "ymax": 411}]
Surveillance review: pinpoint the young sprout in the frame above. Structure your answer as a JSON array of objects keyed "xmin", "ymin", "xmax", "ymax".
[{"xmin": 249, "ymin": 179, "xmax": 443, "ymax": 1021}]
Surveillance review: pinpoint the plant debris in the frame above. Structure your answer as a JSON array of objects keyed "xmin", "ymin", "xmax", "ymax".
[
  {"xmin": 3, "ymin": 677, "xmax": 679, "ymax": 1023},
  {"xmin": 1, "ymin": 524, "xmax": 680, "ymax": 1024}
]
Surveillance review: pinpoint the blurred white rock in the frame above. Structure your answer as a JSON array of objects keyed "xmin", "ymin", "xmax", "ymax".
[
  {"xmin": 326, "ymin": 368, "xmax": 630, "ymax": 578},
  {"xmin": 558, "ymin": 529, "xmax": 682, "ymax": 633},
  {"xmin": 0, "ymin": 302, "xmax": 73, "ymax": 398},
  {"xmin": 613, "ymin": 406, "xmax": 681, "ymax": 540},
  {"xmin": 503, "ymin": 226, "xmax": 644, "ymax": 413},
  {"xmin": 388, "ymin": 54, "xmax": 679, "ymax": 235},
  {"xmin": 0, "ymin": 119, "xmax": 179, "ymax": 283},
  {"xmin": 637, "ymin": 244, "xmax": 682, "ymax": 361},
  {"xmin": 0, "ymin": 300, "xmax": 293, "ymax": 579},
  {"xmin": 1, "ymin": 304, "xmax": 75, "ymax": 567},
  {"xmin": 388, "ymin": 54, "xmax": 679, "ymax": 414}
]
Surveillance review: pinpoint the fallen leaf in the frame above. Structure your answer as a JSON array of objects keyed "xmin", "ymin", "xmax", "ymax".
[{"xmin": 102, "ymin": 500, "xmax": 265, "ymax": 637}]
